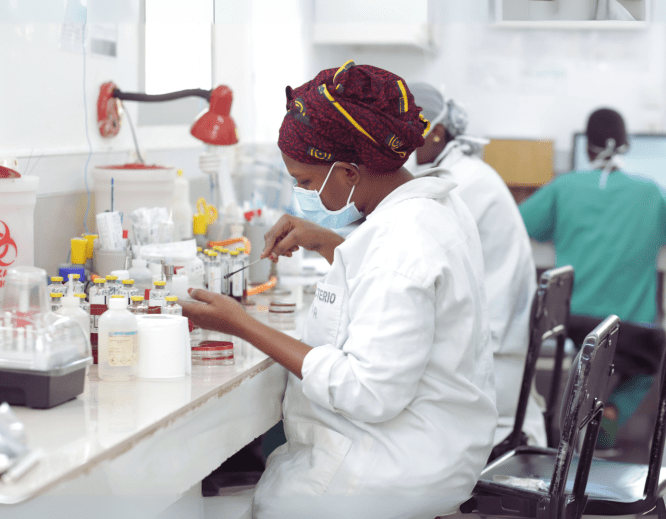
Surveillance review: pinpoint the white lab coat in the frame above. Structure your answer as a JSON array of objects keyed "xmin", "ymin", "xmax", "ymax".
[
  {"xmin": 413, "ymin": 143, "xmax": 546, "ymax": 447},
  {"xmin": 252, "ymin": 177, "xmax": 497, "ymax": 519}
]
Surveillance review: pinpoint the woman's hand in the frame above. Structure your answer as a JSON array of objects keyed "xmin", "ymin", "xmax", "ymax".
[
  {"xmin": 261, "ymin": 214, "xmax": 344, "ymax": 264},
  {"xmin": 180, "ymin": 288, "xmax": 250, "ymax": 337}
]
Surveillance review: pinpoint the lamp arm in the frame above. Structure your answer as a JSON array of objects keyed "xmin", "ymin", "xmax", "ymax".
[{"xmin": 112, "ymin": 88, "xmax": 211, "ymax": 103}]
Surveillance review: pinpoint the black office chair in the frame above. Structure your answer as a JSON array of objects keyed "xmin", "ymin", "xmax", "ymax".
[
  {"xmin": 460, "ymin": 315, "xmax": 620, "ymax": 519},
  {"xmin": 563, "ymin": 318, "xmax": 666, "ymax": 518},
  {"xmin": 490, "ymin": 265, "xmax": 575, "ymax": 462}
]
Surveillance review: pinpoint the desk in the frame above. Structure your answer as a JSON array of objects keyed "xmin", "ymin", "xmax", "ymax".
[{"xmin": 0, "ymin": 295, "xmax": 311, "ymax": 519}]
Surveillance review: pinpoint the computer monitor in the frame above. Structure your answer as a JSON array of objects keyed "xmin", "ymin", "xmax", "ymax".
[{"xmin": 572, "ymin": 133, "xmax": 666, "ymax": 189}]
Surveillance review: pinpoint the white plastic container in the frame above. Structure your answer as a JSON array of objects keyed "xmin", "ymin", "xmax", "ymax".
[
  {"xmin": 128, "ymin": 259, "xmax": 153, "ymax": 293},
  {"xmin": 0, "ymin": 176, "xmax": 39, "ymax": 271},
  {"xmin": 98, "ymin": 295, "xmax": 139, "ymax": 382},
  {"xmin": 92, "ymin": 164, "xmax": 176, "ymax": 237},
  {"xmin": 56, "ymin": 294, "xmax": 91, "ymax": 344}
]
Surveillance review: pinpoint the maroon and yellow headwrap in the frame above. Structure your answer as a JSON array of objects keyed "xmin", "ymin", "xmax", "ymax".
[{"xmin": 278, "ymin": 60, "xmax": 430, "ymax": 173}]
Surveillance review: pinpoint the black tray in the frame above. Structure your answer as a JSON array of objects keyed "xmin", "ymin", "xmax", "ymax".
[{"xmin": 0, "ymin": 357, "xmax": 90, "ymax": 409}]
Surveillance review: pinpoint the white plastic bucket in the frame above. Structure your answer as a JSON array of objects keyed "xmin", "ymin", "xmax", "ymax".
[
  {"xmin": 0, "ymin": 177, "xmax": 39, "ymax": 279},
  {"xmin": 92, "ymin": 164, "xmax": 176, "ymax": 235}
]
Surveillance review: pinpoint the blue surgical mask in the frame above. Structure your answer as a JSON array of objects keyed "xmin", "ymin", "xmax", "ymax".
[{"xmin": 293, "ymin": 161, "xmax": 364, "ymax": 229}]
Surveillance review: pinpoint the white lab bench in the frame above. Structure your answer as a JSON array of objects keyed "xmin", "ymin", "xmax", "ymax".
[{"xmin": 0, "ymin": 295, "xmax": 313, "ymax": 519}]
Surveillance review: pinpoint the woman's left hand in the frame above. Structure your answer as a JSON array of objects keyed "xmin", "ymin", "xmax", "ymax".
[{"xmin": 180, "ymin": 288, "xmax": 248, "ymax": 337}]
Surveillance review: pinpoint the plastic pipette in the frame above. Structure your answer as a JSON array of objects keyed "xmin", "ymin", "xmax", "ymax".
[{"xmin": 223, "ymin": 258, "xmax": 263, "ymax": 279}]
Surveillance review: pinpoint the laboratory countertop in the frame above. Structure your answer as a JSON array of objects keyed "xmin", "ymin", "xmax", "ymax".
[{"xmin": 0, "ymin": 292, "xmax": 314, "ymax": 506}]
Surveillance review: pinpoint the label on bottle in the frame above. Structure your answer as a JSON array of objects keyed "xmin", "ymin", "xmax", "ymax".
[{"xmin": 107, "ymin": 331, "xmax": 138, "ymax": 366}]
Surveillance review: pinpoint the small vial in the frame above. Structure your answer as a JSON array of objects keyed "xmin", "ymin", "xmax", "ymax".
[
  {"xmin": 237, "ymin": 247, "xmax": 249, "ymax": 303},
  {"xmin": 118, "ymin": 279, "xmax": 139, "ymax": 303},
  {"xmin": 65, "ymin": 273, "xmax": 85, "ymax": 294},
  {"xmin": 209, "ymin": 252, "xmax": 222, "ymax": 294},
  {"xmin": 51, "ymin": 292, "xmax": 64, "ymax": 312},
  {"xmin": 162, "ymin": 296, "xmax": 182, "ymax": 316},
  {"xmin": 228, "ymin": 251, "xmax": 243, "ymax": 303},
  {"xmin": 49, "ymin": 277, "xmax": 66, "ymax": 295},
  {"xmin": 128, "ymin": 295, "xmax": 148, "ymax": 315},
  {"xmin": 217, "ymin": 248, "xmax": 230, "ymax": 295},
  {"xmin": 196, "ymin": 247, "xmax": 205, "ymax": 261},
  {"xmin": 89, "ymin": 278, "xmax": 108, "ymax": 304},
  {"xmin": 75, "ymin": 293, "xmax": 90, "ymax": 315},
  {"xmin": 149, "ymin": 280, "xmax": 169, "ymax": 308},
  {"xmin": 105, "ymin": 275, "xmax": 120, "ymax": 297}
]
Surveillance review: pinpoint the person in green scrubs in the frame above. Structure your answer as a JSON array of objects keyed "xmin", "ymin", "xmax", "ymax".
[{"xmin": 519, "ymin": 108, "xmax": 666, "ymax": 451}]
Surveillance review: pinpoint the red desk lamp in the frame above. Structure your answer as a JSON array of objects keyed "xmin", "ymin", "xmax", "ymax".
[{"xmin": 97, "ymin": 82, "xmax": 239, "ymax": 145}]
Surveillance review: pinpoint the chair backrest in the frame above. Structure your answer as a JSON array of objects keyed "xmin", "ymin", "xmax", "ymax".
[
  {"xmin": 551, "ymin": 315, "xmax": 619, "ymax": 519},
  {"xmin": 644, "ymin": 327, "xmax": 666, "ymax": 500},
  {"xmin": 490, "ymin": 265, "xmax": 574, "ymax": 461}
]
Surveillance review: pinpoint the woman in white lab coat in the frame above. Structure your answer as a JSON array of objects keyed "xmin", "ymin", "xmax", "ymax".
[
  {"xmin": 183, "ymin": 62, "xmax": 497, "ymax": 519},
  {"xmin": 408, "ymin": 83, "xmax": 546, "ymax": 449}
]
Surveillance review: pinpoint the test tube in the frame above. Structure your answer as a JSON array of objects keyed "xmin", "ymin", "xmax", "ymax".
[
  {"xmin": 4, "ymin": 312, "xmax": 12, "ymax": 351},
  {"xmin": 16, "ymin": 328, "xmax": 24, "ymax": 353}
]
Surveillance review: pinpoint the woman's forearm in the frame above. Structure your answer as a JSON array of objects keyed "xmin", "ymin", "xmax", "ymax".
[{"xmin": 232, "ymin": 312, "xmax": 312, "ymax": 378}]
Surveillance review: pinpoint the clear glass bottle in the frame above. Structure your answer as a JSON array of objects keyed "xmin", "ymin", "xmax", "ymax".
[
  {"xmin": 209, "ymin": 252, "xmax": 222, "ymax": 294},
  {"xmin": 148, "ymin": 280, "xmax": 170, "ymax": 308},
  {"xmin": 162, "ymin": 296, "xmax": 182, "ymax": 316},
  {"xmin": 89, "ymin": 278, "xmax": 108, "ymax": 305},
  {"xmin": 49, "ymin": 276, "xmax": 66, "ymax": 295},
  {"xmin": 98, "ymin": 295, "xmax": 139, "ymax": 381},
  {"xmin": 119, "ymin": 279, "xmax": 139, "ymax": 303},
  {"xmin": 203, "ymin": 250, "xmax": 212, "ymax": 290},
  {"xmin": 64, "ymin": 273, "xmax": 85, "ymax": 294},
  {"xmin": 237, "ymin": 247, "xmax": 249, "ymax": 303},
  {"xmin": 128, "ymin": 295, "xmax": 148, "ymax": 315},
  {"xmin": 217, "ymin": 248, "xmax": 230, "ymax": 295},
  {"xmin": 50, "ymin": 292, "xmax": 63, "ymax": 312},
  {"xmin": 75, "ymin": 293, "xmax": 90, "ymax": 315},
  {"xmin": 228, "ymin": 251, "xmax": 243, "ymax": 303},
  {"xmin": 196, "ymin": 247, "xmax": 205, "ymax": 261},
  {"xmin": 105, "ymin": 275, "xmax": 120, "ymax": 297}
]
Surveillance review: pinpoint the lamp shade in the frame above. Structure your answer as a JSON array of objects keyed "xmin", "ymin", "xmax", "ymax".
[{"xmin": 190, "ymin": 85, "xmax": 239, "ymax": 146}]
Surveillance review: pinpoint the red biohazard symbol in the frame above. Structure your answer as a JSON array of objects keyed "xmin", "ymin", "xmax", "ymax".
[{"xmin": 0, "ymin": 221, "xmax": 17, "ymax": 267}]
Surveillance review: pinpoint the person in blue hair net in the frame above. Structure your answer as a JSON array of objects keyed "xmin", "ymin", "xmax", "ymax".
[{"xmin": 409, "ymin": 82, "xmax": 547, "ymax": 451}]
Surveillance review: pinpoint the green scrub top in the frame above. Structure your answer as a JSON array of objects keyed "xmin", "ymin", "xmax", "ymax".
[{"xmin": 519, "ymin": 170, "xmax": 666, "ymax": 324}]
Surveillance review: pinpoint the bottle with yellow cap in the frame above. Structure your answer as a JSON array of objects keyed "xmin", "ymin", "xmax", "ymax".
[
  {"xmin": 149, "ymin": 280, "xmax": 170, "ymax": 308},
  {"xmin": 58, "ymin": 237, "xmax": 89, "ymax": 284},
  {"xmin": 196, "ymin": 246, "xmax": 205, "ymax": 261},
  {"xmin": 98, "ymin": 294, "xmax": 139, "ymax": 382},
  {"xmin": 105, "ymin": 275, "xmax": 121, "ymax": 297},
  {"xmin": 208, "ymin": 251, "xmax": 222, "ymax": 294},
  {"xmin": 74, "ymin": 292, "xmax": 90, "ymax": 315},
  {"xmin": 49, "ymin": 276, "xmax": 66, "ymax": 296},
  {"xmin": 216, "ymin": 247, "xmax": 230, "ymax": 295},
  {"xmin": 118, "ymin": 279, "xmax": 139, "ymax": 304},
  {"xmin": 50, "ymin": 292, "xmax": 64, "ymax": 312},
  {"xmin": 193, "ymin": 213, "xmax": 208, "ymax": 248},
  {"xmin": 237, "ymin": 247, "xmax": 249, "ymax": 303},
  {"xmin": 64, "ymin": 273, "xmax": 85, "ymax": 295},
  {"xmin": 228, "ymin": 250, "xmax": 243, "ymax": 303},
  {"xmin": 128, "ymin": 295, "xmax": 148, "ymax": 315},
  {"xmin": 89, "ymin": 278, "xmax": 108, "ymax": 304},
  {"xmin": 162, "ymin": 296, "xmax": 182, "ymax": 316}
]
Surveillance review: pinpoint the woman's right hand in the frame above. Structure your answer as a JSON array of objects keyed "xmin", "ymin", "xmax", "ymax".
[{"xmin": 261, "ymin": 214, "xmax": 344, "ymax": 264}]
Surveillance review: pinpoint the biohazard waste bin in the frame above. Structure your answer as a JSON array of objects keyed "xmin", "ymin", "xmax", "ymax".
[{"xmin": 0, "ymin": 175, "xmax": 39, "ymax": 283}]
